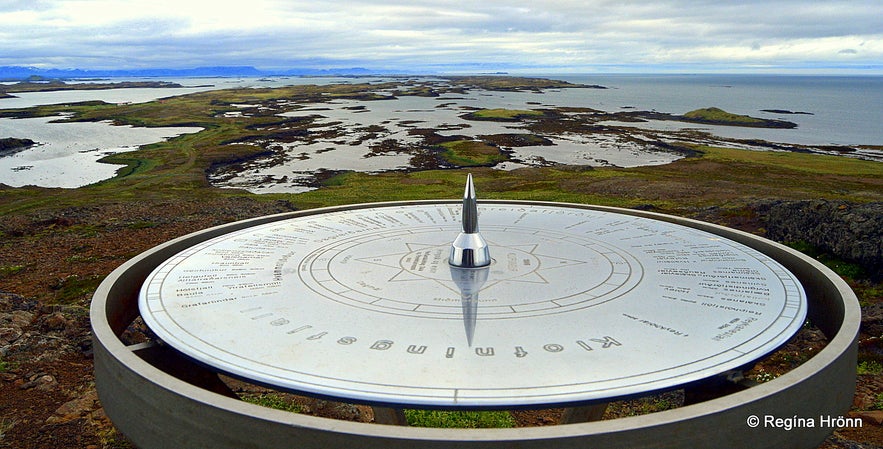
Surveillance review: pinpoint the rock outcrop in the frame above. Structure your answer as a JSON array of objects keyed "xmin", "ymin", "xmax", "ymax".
[{"xmin": 759, "ymin": 200, "xmax": 882, "ymax": 280}]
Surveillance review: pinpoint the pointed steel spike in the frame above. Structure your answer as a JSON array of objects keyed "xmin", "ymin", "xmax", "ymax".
[
  {"xmin": 449, "ymin": 174, "xmax": 491, "ymax": 268},
  {"xmin": 463, "ymin": 173, "xmax": 478, "ymax": 234}
]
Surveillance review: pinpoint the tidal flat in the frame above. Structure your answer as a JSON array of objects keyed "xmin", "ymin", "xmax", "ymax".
[{"xmin": 1, "ymin": 75, "xmax": 879, "ymax": 191}]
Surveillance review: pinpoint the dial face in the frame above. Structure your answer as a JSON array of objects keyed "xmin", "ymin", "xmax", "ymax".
[{"xmin": 139, "ymin": 203, "xmax": 806, "ymax": 408}]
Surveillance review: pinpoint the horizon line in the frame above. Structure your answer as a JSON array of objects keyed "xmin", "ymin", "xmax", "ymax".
[{"xmin": 2, "ymin": 64, "xmax": 882, "ymax": 78}]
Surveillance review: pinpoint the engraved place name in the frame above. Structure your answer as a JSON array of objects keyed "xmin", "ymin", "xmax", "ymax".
[
  {"xmin": 656, "ymin": 268, "xmax": 705, "ymax": 277},
  {"xmin": 180, "ymin": 297, "xmax": 235, "ymax": 309},
  {"xmin": 240, "ymin": 307, "xmax": 622, "ymax": 360},
  {"xmin": 712, "ymin": 317, "xmax": 758, "ymax": 341},
  {"xmin": 622, "ymin": 313, "xmax": 689, "ymax": 337},
  {"xmin": 642, "ymin": 248, "xmax": 692, "ymax": 263},
  {"xmin": 221, "ymin": 281, "xmax": 282, "ymax": 291},
  {"xmin": 699, "ymin": 302, "xmax": 763, "ymax": 316}
]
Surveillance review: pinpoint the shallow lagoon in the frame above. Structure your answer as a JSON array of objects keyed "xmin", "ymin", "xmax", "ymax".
[
  {"xmin": 212, "ymin": 90, "xmax": 684, "ymax": 193},
  {"xmin": 0, "ymin": 116, "xmax": 201, "ymax": 188}
]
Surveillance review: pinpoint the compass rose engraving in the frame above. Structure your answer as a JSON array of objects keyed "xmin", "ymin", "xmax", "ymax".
[{"xmin": 299, "ymin": 220, "xmax": 641, "ymax": 320}]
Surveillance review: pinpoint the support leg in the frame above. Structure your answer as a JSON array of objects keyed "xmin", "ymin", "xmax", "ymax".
[
  {"xmin": 372, "ymin": 406, "xmax": 408, "ymax": 425},
  {"xmin": 560, "ymin": 403, "xmax": 608, "ymax": 424}
]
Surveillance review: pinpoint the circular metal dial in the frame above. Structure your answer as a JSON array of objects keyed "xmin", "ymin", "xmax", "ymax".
[{"xmin": 139, "ymin": 202, "xmax": 806, "ymax": 408}]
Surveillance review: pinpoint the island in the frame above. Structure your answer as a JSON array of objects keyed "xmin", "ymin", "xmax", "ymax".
[
  {"xmin": 0, "ymin": 137, "xmax": 36, "ymax": 156},
  {"xmin": 0, "ymin": 79, "xmax": 187, "ymax": 97},
  {"xmin": 679, "ymin": 107, "xmax": 797, "ymax": 128}
]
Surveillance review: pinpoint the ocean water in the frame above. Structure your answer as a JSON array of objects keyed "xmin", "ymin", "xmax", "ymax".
[
  {"xmin": 546, "ymin": 74, "xmax": 883, "ymax": 146},
  {"xmin": 0, "ymin": 74, "xmax": 880, "ymax": 189}
]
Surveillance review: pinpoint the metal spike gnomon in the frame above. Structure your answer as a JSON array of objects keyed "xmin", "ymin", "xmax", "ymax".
[{"xmin": 448, "ymin": 173, "xmax": 491, "ymax": 268}]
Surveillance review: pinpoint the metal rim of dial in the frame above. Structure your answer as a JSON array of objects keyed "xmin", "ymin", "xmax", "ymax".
[{"xmin": 92, "ymin": 200, "xmax": 859, "ymax": 449}]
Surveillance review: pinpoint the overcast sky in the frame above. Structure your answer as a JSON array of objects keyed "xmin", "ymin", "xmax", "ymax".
[{"xmin": 2, "ymin": 0, "xmax": 881, "ymax": 73}]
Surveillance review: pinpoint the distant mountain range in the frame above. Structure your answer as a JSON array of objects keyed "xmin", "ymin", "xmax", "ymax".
[{"xmin": 0, "ymin": 65, "xmax": 388, "ymax": 80}]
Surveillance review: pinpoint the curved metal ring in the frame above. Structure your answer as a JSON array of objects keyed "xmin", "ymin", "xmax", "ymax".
[{"xmin": 91, "ymin": 201, "xmax": 859, "ymax": 449}]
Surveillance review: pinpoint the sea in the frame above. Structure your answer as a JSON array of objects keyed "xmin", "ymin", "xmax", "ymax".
[{"xmin": 0, "ymin": 74, "xmax": 880, "ymax": 189}]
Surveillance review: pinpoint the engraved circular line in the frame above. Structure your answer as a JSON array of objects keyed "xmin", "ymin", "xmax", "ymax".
[{"xmin": 298, "ymin": 225, "xmax": 640, "ymax": 319}]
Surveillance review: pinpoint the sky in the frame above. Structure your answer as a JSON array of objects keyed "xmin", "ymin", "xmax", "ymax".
[{"xmin": 1, "ymin": 0, "xmax": 881, "ymax": 74}]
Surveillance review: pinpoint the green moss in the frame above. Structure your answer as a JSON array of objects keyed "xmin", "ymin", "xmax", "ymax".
[
  {"xmin": 404, "ymin": 410, "xmax": 516, "ymax": 428},
  {"xmin": 50, "ymin": 274, "xmax": 105, "ymax": 304}
]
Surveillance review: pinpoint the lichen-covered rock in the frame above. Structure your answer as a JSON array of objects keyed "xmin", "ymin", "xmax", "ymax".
[{"xmin": 760, "ymin": 200, "xmax": 882, "ymax": 280}]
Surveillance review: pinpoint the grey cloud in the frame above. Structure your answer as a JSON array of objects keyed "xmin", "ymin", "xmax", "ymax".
[{"xmin": 0, "ymin": 0, "xmax": 880, "ymax": 72}]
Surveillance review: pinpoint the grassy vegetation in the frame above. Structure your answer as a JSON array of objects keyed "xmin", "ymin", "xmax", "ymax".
[
  {"xmin": 50, "ymin": 274, "xmax": 105, "ymax": 304},
  {"xmin": 0, "ymin": 265, "xmax": 24, "ymax": 278},
  {"xmin": 784, "ymin": 241, "xmax": 867, "ymax": 279},
  {"xmin": 699, "ymin": 145, "xmax": 883, "ymax": 177},
  {"xmin": 438, "ymin": 140, "xmax": 508, "ymax": 166},
  {"xmin": 684, "ymin": 107, "xmax": 764, "ymax": 124},
  {"xmin": 236, "ymin": 393, "xmax": 517, "ymax": 428},
  {"xmin": 857, "ymin": 360, "xmax": 883, "ymax": 375},
  {"xmin": 284, "ymin": 142, "xmax": 883, "ymax": 213},
  {"xmin": 606, "ymin": 394, "xmax": 680, "ymax": 417},
  {"xmin": 0, "ymin": 79, "xmax": 878, "ymax": 217},
  {"xmin": 0, "ymin": 417, "xmax": 16, "ymax": 443},
  {"xmin": 240, "ymin": 393, "xmax": 303, "ymax": 413},
  {"xmin": 467, "ymin": 108, "xmax": 545, "ymax": 121},
  {"xmin": 404, "ymin": 410, "xmax": 516, "ymax": 428},
  {"xmin": 445, "ymin": 76, "xmax": 591, "ymax": 91}
]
